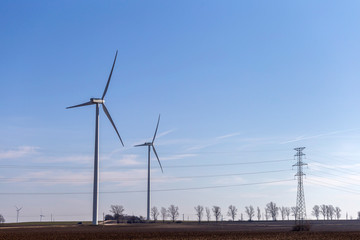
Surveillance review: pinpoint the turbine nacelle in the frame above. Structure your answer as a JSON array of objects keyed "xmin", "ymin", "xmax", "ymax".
[
  {"xmin": 91, "ymin": 98, "xmax": 105, "ymax": 104},
  {"xmin": 134, "ymin": 115, "xmax": 163, "ymax": 173},
  {"xmin": 135, "ymin": 142, "xmax": 152, "ymax": 147}
]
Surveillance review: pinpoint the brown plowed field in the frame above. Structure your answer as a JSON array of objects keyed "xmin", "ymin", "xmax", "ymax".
[{"xmin": 1, "ymin": 221, "xmax": 360, "ymax": 239}]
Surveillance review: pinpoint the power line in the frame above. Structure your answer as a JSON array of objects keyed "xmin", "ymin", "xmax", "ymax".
[
  {"xmin": 310, "ymin": 152, "xmax": 360, "ymax": 165},
  {"xmin": 0, "ymin": 179, "xmax": 294, "ymax": 195},
  {"xmin": 308, "ymin": 158, "xmax": 360, "ymax": 175},
  {"xmin": 0, "ymin": 169, "xmax": 292, "ymax": 183},
  {"xmin": 306, "ymin": 178, "xmax": 360, "ymax": 195},
  {"xmin": 161, "ymin": 159, "xmax": 292, "ymax": 168},
  {"xmin": 0, "ymin": 164, "xmax": 92, "ymax": 170},
  {"xmin": 307, "ymin": 172, "xmax": 360, "ymax": 189},
  {"xmin": 0, "ymin": 158, "xmax": 293, "ymax": 170},
  {"xmin": 307, "ymin": 170, "xmax": 360, "ymax": 186},
  {"xmin": 159, "ymin": 149, "xmax": 291, "ymax": 154}
]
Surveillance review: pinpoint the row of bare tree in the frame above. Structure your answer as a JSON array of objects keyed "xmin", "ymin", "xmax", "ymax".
[
  {"xmin": 151, "ymin": 205, "xmax": 180, "ymax": 222},
  {"xmin": 193, "ymin": 202, "xmax": 298, "ymax": 222},
  {"xmin": 312, "ymin": 205, "xmax": 341, "ymax": 220},
  {"xmin": 109, "ymin": 203, "xmax": 343, "ymax": 222},
  {"xmin": 108, "ymin": 204, "xmax": 181, "ymax": 223}
]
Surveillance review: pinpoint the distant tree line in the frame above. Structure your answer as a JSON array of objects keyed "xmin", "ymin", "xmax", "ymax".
[
  {"xmin": 152, "ymin": 205, "xmax": 180, "ymax": 222},
  {"xmin": 0, "ymin": 214, "xmax": 5, "ymax": 223},
  {"xmin": 105, "ymin": 205, "xmax": 145, "ymax": 223},
  {"xmin": 312, "ymin": 205, "xmax": 341, "ymax": 220},
  {"xmin": 107, "ymin": 203, "xmax": 348, "ymax": 223},
  {"xmin": 193, "ymin": 202, "xmax": 291, "ymax": 222},
  {"xmin": 106, "ymin": 204, "xmax": 181, "ymax": 223}
]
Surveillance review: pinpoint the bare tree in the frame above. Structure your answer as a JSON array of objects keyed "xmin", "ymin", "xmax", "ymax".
[
  {"xmin": 265, "ymin": 207, "xmax": 269, "ymax": 220},
  {"xmin": 161, "ymin": 207, "xmax": 167, "ymax": 223},
  {"xmin": 335, "ymin": 207, "xmax": 341, "ymax": 220},
  {"xmin": 284, "ymin": 207, "xmax": 290, "ymax": 220},
  {"xmin": 194, "ymin": 205, "xmax": 204, "ymax": 223},
  {"xmin": 325, "ymin": 205, "xmax": 330, "ymax": 220},
  {"xmin": 357, "ymin": 211, "xmax": 360, "ymax": 220},
  {"xmin": 167, "ymin": 205, "xmax": 179, "ymax": 222},
  {"xmin": 110, "ymin": 205, "xmax": 125, "ymax": 223},
  {"xmin": 291, "ymin": 206, "xmax": 298, "ymax": 220},
  {"xmin": 280, "ymin": 207, "xmax": 286, "ymax": 220},
  {"xmin": 312, "ymin": 205, "xmax": 320, "ymax": 220},
  {"xmin": 151, "ymin": 206, "xmax": 159, "ymax": 222},
  {"xmin": 245, "ymin": 206, "xmax": 255, "ymax": 221},
  {"xmin": 257, "ymin": 207, "xmax": 261, "ymax": 221},
  {"xmin": 0, "ymin": 214, "xmax": 4, "ymax": 224},
  {"xmin": 327, "ymin": 205, "xmax": 335, "ymax": 220},
  {"xmin": 266, "ymin": 202, "xmax": 279, "ymax": 221},
  {"xmin": 212, "ymin": 206, "xmax": 221, "ymax": 222},
  {"xmin": 206, "ymin": 207, "xmax": 211, "ymax": 222},
  {"xmin": 320, "ymin": 204, "xmax": 327, "ymax": 220},
  {"xmin": 227, "ymin": 205, "xmax": 237, "ymax": 221}
]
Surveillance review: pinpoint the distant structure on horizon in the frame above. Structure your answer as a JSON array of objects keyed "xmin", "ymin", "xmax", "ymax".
[
  {"xmin": 134, "ymin": 115, "xmax": 163, "ymax": 222},
  {"xmin": 15, "ymin": 206, "xmax": 22, "ymax": 223},
  {"xmin": 293, "ymin": 147, "xmax": 307, "ymax": 225}
]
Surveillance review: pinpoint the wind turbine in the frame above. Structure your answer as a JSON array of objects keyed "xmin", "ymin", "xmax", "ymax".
[
  {"xmin": 40, "ymin": 210, "xmax": 45, "ymax": 222},
  {"xmin": 67, "ymin": 50, "xmax": 124, "ymax": 225},
  {"xmin": 15, "ymin": 206, "xmax": 22, "ymax": 223},
  {"xmin": 134, "ymin": 115, "xmax": 163, "ymax": 221}
]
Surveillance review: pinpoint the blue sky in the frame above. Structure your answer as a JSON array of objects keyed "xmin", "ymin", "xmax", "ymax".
[{"xmin": 1, "ymin": 0, "xmax": 360, "ymax": 222}]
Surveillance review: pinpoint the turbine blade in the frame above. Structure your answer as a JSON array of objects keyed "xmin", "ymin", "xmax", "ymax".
[
  {"xmin": 134, "ymin": 143, "xmax": 147, "ymax": 147},
  {"xmin": 66, "ymin": 101, "xmax": 94, "ymax": 109},
  {"xmin": 102, "ymin": 103, "xmax": 124, "ymax": 146},
  {"xmin": 102, "ymin": 50, "xmax": 118, "ymax": 99},
  {"xmin": 152, "ymin": 114, "xmax": 161, "ymax": 143},
  {"xmin": 152, "ymin": 145, "xmax": 163, "ymax": 173}
]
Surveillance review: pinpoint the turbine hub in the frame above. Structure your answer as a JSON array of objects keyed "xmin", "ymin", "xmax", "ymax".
[{"xmin": 91, "ymin": 98, "xmax": 105, "ymax": 104}]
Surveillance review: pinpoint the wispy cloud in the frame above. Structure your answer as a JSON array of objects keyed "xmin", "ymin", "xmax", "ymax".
[
  {"xmin": 185, "ymin": 134, "xmax": 276, "ymax": 152},
  {"xmin": 214, "ymin": 176, "xmax": 245, "ymax": 185},
  {"xmin": 185, "ymin": 143, "xmax": 214, "ymax": 152},
  {"xmin": 35, "ymin": 155, "xmax": 92, "ymax": 164},
  {"xmin": 161, "ymin": 153, "xmax": 197, "ymax": 161},
  {"xmin": 5, "ymin": 170, "xmax": 93, "ymax": 186},
  {"xmin": 281, "ymin": 128, "xmax": 360, "ymax": 144},
  {"xmin": 216, "ymin": 132, "xmax": 242, "ymax": 140},
  {"xmin": 184, "ymin": 133, "xmax": 242, "ymax": 152},
  {"xmin": 0, "ymin": 146, "xmax": 39, "ymax": 159},
  {"xmin": 132, "ymin": 129, "xmax": 176, "ymax": 147},
  {"xmin": 112, "ymin": 154, "xmax": 142, "ymax": 166},
  {"xmin": 157, "ymin": 129, "xmax": 176, "ymax": 138}
]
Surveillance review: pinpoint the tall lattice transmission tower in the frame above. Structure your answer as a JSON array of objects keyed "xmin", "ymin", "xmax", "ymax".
[{"xmin": 293, "ymin": 147, "xmax": 307, "ymax": 224}]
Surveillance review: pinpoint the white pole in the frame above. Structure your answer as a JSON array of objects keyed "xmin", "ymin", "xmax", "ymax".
[
  {"xmin": 92, "ymin": 104, "xmax": 100, "ymax": 225},
  {"xmin": 147, "ymin": 145, "xmax": 151, "ymax": 221}
]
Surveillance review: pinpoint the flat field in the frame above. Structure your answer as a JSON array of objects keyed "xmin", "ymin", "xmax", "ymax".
[{"xmin": 1, "ymin": 220, "xmax": 360, "ymax": 240}]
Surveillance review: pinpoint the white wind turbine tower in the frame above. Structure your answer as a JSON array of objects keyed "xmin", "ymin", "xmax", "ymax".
[
  {"xmin": 15, "ymin": 206, "xmax": 22, "ymax": 223},
  {"xmin": 67, "ymin": 50, "xmax": 124, "ymax": 225},
  {"xmin": 134, "ymin": 115, "xmax": 163, "ymax": 221},
  {"xmin": 40, "ymin": 210, "xmax": 45, "ymax": 222}
]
